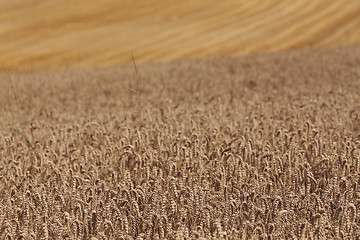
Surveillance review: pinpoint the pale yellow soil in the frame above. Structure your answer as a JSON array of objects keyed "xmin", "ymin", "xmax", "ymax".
[{"xmin": 1, "ymin": 0, "xmax": 360, "ymax": 74}]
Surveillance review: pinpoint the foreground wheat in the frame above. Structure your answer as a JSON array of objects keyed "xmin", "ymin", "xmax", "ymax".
[{"xmin": 0, "ymin": 46, "xmax": 359, "ymax": 239}]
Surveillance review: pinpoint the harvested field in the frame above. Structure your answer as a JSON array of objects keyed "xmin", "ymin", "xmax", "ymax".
[
  {"xmin": 0, "ymin": 46, "xmax": 360, "ymax": 239},
  {"xmin": 1, "ymin": 0, "xmax": 360, "ymax": 73}
]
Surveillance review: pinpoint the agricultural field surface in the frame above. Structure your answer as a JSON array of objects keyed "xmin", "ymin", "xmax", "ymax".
[
  {"xmin": 1, "ymin": 0, "xmax": 360, "ymax": 74},
  {"xmin": 0, "ymin": 46, "xmax": 359, "ymax": 239}
]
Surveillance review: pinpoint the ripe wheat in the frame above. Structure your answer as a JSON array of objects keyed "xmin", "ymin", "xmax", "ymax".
[{"xmin": 0, "ymin": 46, "xmax": 359, "ymax": 239}]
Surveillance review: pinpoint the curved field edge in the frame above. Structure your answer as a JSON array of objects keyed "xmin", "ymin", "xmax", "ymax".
[{"xmin": 1, "ymin": 0, "xmax": 360, "ymax": 74}]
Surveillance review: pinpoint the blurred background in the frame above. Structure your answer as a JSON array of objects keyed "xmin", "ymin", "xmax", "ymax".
[{"xmin": 1, "ymin": 0, "xmax": 359, "ymax": 74}]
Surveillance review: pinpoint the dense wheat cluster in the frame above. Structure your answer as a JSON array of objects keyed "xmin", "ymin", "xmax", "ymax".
[{"xmin": 0, "ymin": 47, "xmax": 359, "ymax": 239}]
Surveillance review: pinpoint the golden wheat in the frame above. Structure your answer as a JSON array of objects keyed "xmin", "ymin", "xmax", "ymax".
[{"xmin": 0, "ymin": 46, "xmax": 360, "ymax": 239}]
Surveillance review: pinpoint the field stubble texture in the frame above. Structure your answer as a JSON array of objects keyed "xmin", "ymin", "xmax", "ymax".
[{"xmin": 0, "ymin": 46, "xmax": 360, "ymax": 239}]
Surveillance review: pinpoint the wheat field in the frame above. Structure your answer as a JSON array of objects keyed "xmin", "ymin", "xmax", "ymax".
[
  {"xmin": 1, "ymin": 0, "xmax": 360, "ymax": 74},
  {"xmin": 0, "ymin": 46, "xmax": 359, "ymax": 239}
]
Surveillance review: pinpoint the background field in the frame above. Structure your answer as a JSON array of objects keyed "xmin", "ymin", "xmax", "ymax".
[{"xmin": 1, "ymin": 0, "xmax": 360, "ymax": 74}]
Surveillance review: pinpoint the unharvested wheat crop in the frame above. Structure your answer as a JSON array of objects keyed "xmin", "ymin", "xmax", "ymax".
[{"xmin": 0, "ymin": 46, "xmax": 360, "ymax": 239}]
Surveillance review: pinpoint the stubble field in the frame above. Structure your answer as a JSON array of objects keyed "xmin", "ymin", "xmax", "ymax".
[
  {"xmin": 1, "ymin": 0, "xmax": 360, "ymax": 74},
  {"xmin": 0, "ymin": 46, "xmax": 360, "ymax": 239}
]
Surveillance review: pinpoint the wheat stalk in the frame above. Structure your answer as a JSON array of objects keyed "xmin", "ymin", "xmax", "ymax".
[{"xmin": 3, "ymin": 64, "xmax": 35, "ymax": 152}]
